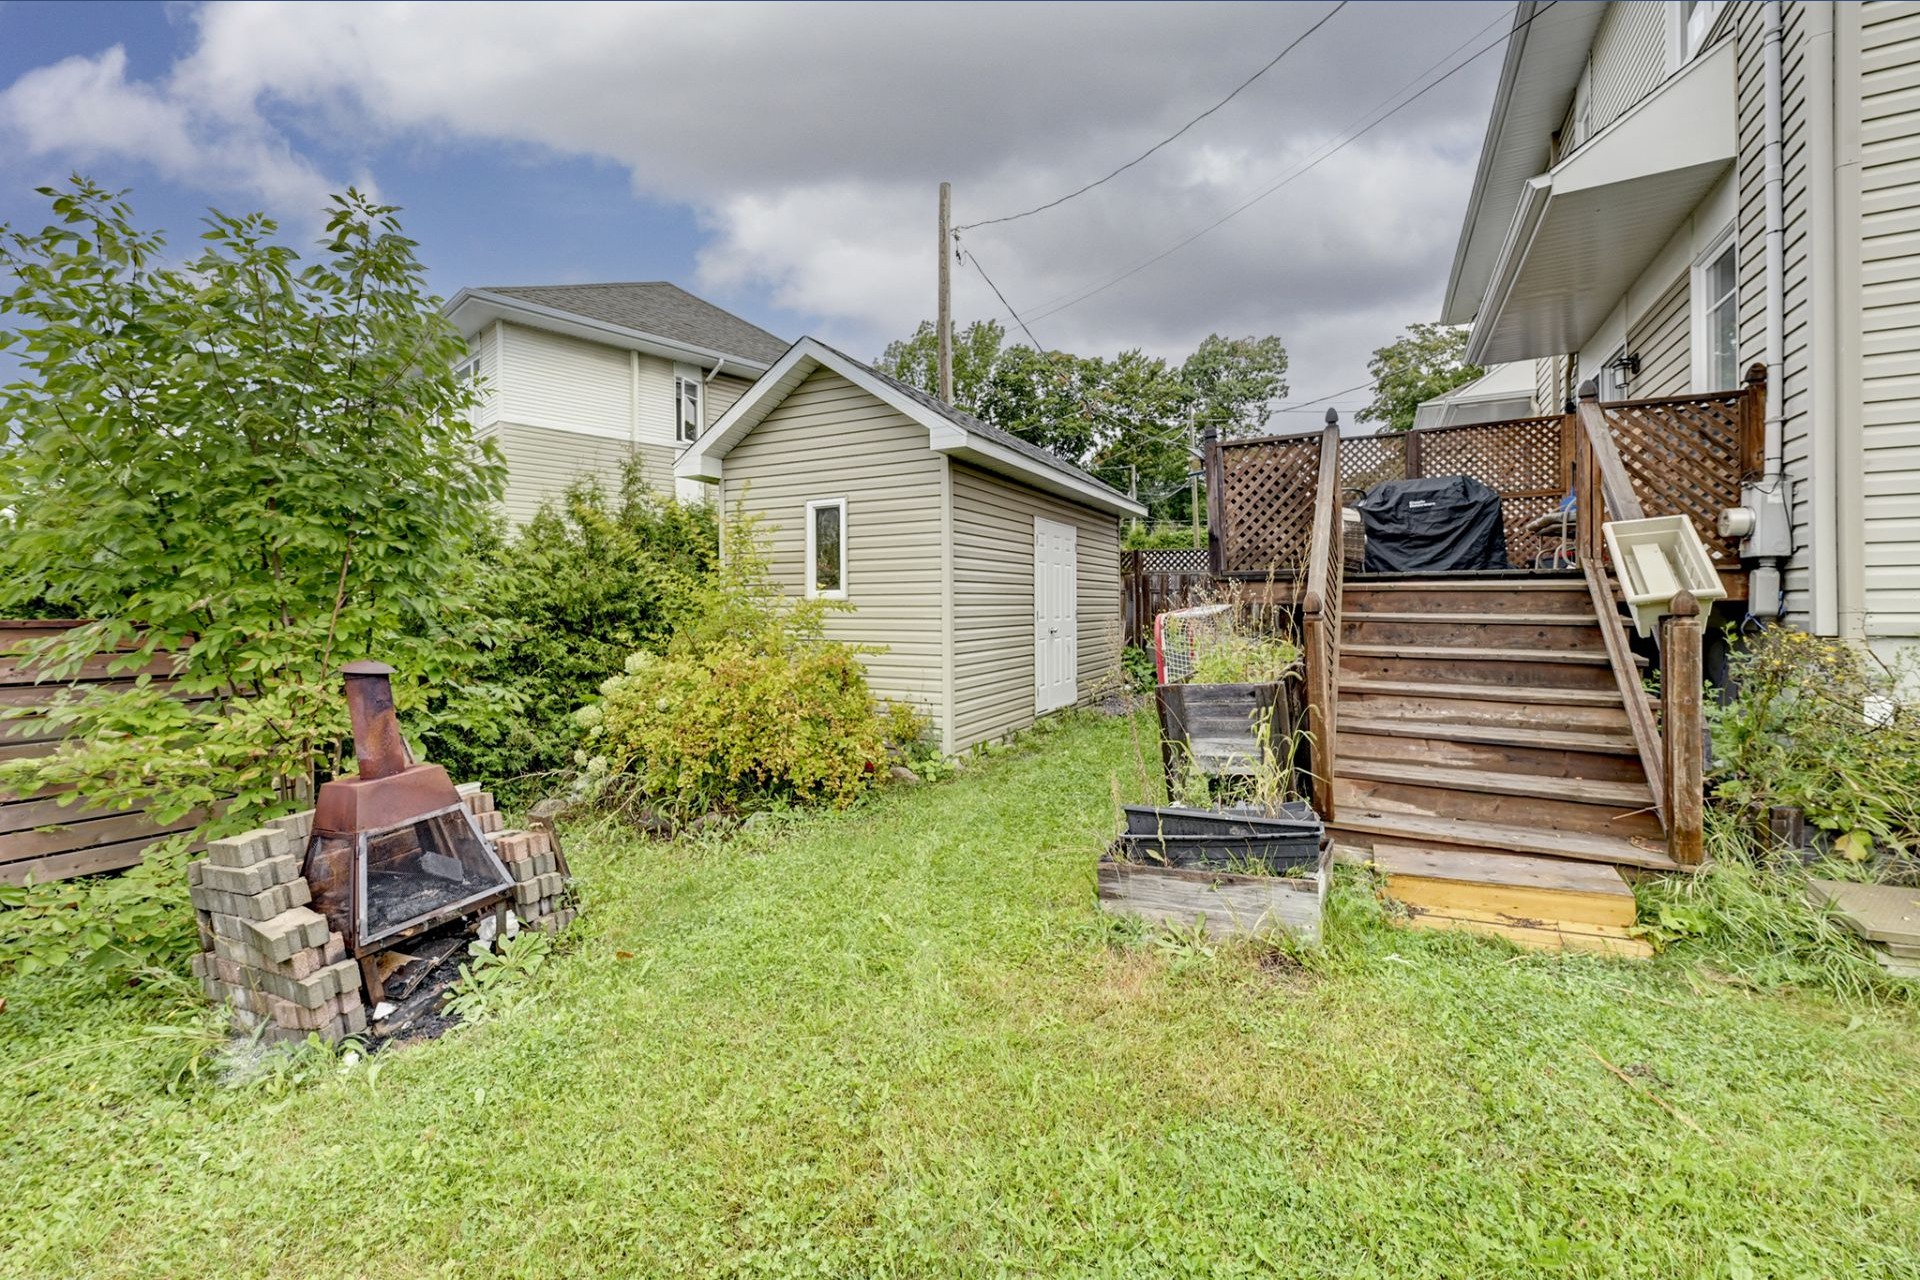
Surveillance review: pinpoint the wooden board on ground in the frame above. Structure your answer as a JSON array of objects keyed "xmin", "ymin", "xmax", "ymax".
[
  {"xmin": 1390, "ymin": 908, "xmax": 1653, "ymax": 958},
  {"xmin": 1098, "ymin": 844, "xmax": 1327, "ymax": 943},
  {"xmin": 1373, "ymin": 842, "xmax": 1637, "ymax": 930},
  {"xmin": 1808, "ymin": 879, "xmax": 1920, "ymax": 945}
]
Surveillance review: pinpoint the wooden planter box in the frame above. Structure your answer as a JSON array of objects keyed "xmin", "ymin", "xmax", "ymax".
[
  {"xmin": 1098, "ymin": 840, "xmax": 1330, "ymax": 943},
  {"xmin": 1155, "ymin": 677, "xmax": 1306, "ymax": 785}
]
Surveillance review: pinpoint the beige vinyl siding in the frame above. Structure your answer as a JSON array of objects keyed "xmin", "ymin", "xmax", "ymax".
[
  {"xmin": 498, "ymin": 324, "xmax": 634, "ymax": 439},
  {"xmin": 492, "ymin": 423, "xmax": 671, "ymax": 526},
  {"xmin": 467, "ymin": 324, "xmax": 501, "ymax": 431},
  {"xmin": 1732, "ymin": 0, "xmax": 1816, "ymax": 621},
  {"xmin": 1625, "ymin": 272, "xmax": 1692, "ymax": 396},
  {"xmin": 1590, "ymin": 2, "xmax": 1672, "ymax": 131},
  {"xmin": 1853, "ymin": 0, "xmax": 1920, "ymax": 638},
  {"xmin": 718, "ymin": 369, "xmax": 948, "ymax": 734},
  {"xmin": 949, "ymin": 463, "xmax": 1122, "ymax": 750},
  {"xmin": 634, "ymin": 353, "xmax": 677, "ymax": 447},
  {"xmin": 704, "ymin": 373, "xmax": 756, "ymax": 427}
]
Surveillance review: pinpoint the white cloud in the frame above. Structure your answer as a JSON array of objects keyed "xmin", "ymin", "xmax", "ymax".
[{"xmin": 0, "ymin": 0, "xmax": 1511, "ymax": 395}]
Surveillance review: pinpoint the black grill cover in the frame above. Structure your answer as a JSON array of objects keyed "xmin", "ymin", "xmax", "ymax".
[{"xmin": 1355, "ymin": 475, "xmax": 1509, "ymax": 573}]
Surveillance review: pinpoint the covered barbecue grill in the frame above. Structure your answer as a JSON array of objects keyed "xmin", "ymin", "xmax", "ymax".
[{"xmin": 1354, "ymin": 475, "xmax": 1510, "ymax": 574}]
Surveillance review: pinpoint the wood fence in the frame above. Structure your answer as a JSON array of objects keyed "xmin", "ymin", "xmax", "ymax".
[
  {"xmin": 1121, "ymin": 548, "xmax": 1214, "ymax": 647},
  {"xmin": 1, "ymin": 621, "xmax": 197, "ymax": 885},
  {"xmin": 1205, "ymin": 366, "xmax": 1766, "ymax": 600}
]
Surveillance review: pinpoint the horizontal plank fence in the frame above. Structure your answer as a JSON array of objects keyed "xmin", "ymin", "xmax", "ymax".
[
  {"xmin": 1121, "ymin": 548, "xmax": 1214, "ymax": 647},
  {"xmin": 1, "ymin": 621, "xmax": 197, "ymax": 885}
]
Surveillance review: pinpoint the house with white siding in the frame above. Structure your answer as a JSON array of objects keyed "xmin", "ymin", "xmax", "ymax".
[
  {"xmin": 676, "ymin": 338, "xmax": 1146, "ymax": 752},
  {"xmin": 443, "ymin": 282, "xmax": 787, "ymax": 523},
  {"xmin": 1444, "ymin": 0, "xmax": 1920, "ymax": 663}
]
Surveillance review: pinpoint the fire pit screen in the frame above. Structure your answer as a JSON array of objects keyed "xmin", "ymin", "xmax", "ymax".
[{"xmin": 301, "ymin": 660, "xmax": 514, "ymax": 999}]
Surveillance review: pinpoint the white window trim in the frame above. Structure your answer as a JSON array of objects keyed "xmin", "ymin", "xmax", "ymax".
[
  {"xmin": 1690, "ymin": 225, "xmax": 1738, "ymax": 391},
  {"xmin": 454, "ymin": 354, "xmax": 480, "ymax": 383},
  {"xmin": 674, "ymin": 373, "xmax": 704, "ymax": 445},
  {"xmin": 804, "ymin": 497, "xmax": 848, "ymax": 600}
]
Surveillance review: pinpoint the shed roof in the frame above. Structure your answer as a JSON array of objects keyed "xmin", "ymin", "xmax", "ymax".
[{"xmin": 676, "ymin": 337, "xmax": 1147, "ymax": 519}]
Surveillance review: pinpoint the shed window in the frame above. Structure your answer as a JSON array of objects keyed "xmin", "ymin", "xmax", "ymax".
[
  {"xmin": 676, "ymin": 376, "xmax": 703, "ymax": 443},
  {"xmin": 1693, "ymin": 238, "xmax": 1738, "ymax": 391},
  {"xmin": 806, "ymin": 498, "xmax": 846, "ymax": 599}
]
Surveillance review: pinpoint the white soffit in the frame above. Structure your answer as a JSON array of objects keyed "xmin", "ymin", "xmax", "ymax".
[
  {"xmin": 1466, "ymin": 39, "xmax": 1736, "ymax": 367},
  {"xmin": 1441, "ymin": 1, "xmax": 1608, "ymax": 325}
]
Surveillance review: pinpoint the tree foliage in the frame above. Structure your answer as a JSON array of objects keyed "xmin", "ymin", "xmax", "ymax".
[
  {"xmin": 0, "ymin": 178, "xmax": 505, "ymax": 839},
  {"xmin": 874, "ymin": 322, "xmax": 1286, "ymax": 523},
  {"xmin": 421, "ymin": 463, "xmax": 718, "ymax": 807},
  {"xmin": 1357, "ymin": 322, "xmax": 1483, "ymax": 433}
]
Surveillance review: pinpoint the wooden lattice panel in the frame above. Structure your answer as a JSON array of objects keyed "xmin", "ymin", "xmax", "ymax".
[
  {"xmin": 1339, "ymin": 433, "xmax": 1406, "ymax": 501},
  {"xmin": 1601, "ymin": 394, "xmax": 1748, "ymax": 567},
  {"xmin": 1136, "ymin": 547, "xmax": 1209, "ymax": 575},
  {"xmin": 1218, "ymin": 434, "xmax": 1321, "ymax": 575},
  {"xmin": 1418, "ymin": 416, "xmax": 1568, "ymax": 568}
]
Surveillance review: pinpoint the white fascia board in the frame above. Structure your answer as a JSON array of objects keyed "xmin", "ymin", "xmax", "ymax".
[
  {"xmin": 676, "ymin": 337, "xmax": 1145, "ymax": 517},
  {"xmin": 442, "ymin": 289, "xmax": 773, "ymax": 376},
  {"xmin": 1466, "ymin": 176, "xmax": 1554, "ymax": 366}
]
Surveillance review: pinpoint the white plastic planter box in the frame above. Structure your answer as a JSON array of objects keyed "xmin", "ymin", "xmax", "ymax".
[{"xmin": 1602, "ymin": 515, "xmax": 1727, "ymax": 637}]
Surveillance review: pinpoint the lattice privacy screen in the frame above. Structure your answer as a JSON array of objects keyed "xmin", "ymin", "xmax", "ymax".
[{"xmin": 1602, "ymin": 393, "xmax": 1749, "ymax": 567}]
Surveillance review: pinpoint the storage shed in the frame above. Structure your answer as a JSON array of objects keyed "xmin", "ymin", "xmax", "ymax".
[{"xmin": 675, "ymin": 338, "xmax": 1146, "ymax": 753}]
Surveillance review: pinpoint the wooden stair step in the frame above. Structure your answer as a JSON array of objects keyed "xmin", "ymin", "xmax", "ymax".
[
  {"xmin": 1372, "ymin": 842, "xmax": 1637, "ymax": 930},
  {"xmin": 1338, "ymin": 717, "xmax": 1639, "ymax": 755},
  {"xmin": 1342, "ymin": 644, "xmax": 1622, "ymax": 666},
  {"xmin": 1336, "ymin": 759, "xmax": 1653, "ymax": 808},
  {"xmin": 1337, "ymin": 680, "xmax": 1624, "ymax": 708},
  {"xmin": 1346, "ymin": 579, "xmax": 1588, "ymax": 592},
  {"xmin": 1329, "ymin": 810, "xmax": 1676, "ymax": 871},
  {"xmin": 1386, "ymin": 911, "xmax": 1653, "ymax": 958},
  {"xmin": 1342, "ymin": 612, "xmax": 1601, "ymax": 627}
]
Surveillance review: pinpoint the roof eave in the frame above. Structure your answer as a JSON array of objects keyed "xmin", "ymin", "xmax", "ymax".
[{"xmin": 442, "ymin": 288, "xmax": 774, "ymax": 374}]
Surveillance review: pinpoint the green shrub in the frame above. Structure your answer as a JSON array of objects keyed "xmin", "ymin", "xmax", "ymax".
[
  {"xmin": 1708, "ymin": 627, "xmax": 1920, "ymax": 859},
  {"xmin": 0, "ymin": 846, "xmax": 196, "ymax": 980},
  {"xmin": 1123, "ymin": 522, "xmax": 1205, "ymax": 550},
  {"xmin": 578, "ymin": 525, "xmax": 892, "ymax": 816},
  {"xmin": 423, "ymin": 465, "xmax": 716, "ymax": 807}
]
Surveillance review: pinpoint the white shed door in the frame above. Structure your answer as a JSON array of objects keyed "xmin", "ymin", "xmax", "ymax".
[{"xmin": 1033, "ymin": 517, "xmax": 1078, "ymax": 713}]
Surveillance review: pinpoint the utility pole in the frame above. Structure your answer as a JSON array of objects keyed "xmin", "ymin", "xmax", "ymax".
[{"xmin": 937, "ymin": 182, "xmax": 953, "ymax": 404}]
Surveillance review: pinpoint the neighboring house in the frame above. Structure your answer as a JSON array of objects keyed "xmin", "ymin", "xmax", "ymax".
[
  {"xmin": 1411, "ymin": 362, "xmax": 1540, "ymax": 430},
  {"xmin": 443, "ymin": 282, "xmax": 788, "ymax": 522},
  {"xmin": 675, "ymin": 337, "xmax": 1146, "ymax": 752},
  {"xmin": 1443, "ymin": 0, "xmax": 1920, "ymax": 662}
]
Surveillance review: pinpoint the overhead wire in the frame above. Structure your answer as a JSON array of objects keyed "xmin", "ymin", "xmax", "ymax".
[
  {"xmin": 1006, "ymin": 3, "xmax": 1552, "ymax": 326},
  {"xmin": 955, "ymin": 1, "xmax": 1350, "ymax": 232}
]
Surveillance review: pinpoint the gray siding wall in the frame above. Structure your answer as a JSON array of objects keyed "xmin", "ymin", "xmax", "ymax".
[
  {"xmin": 950, "ymin": 463, "xmax": 1122, "ymax": 750},
  {"xmin": 491, "ymin": 423, "xmax": 672, "ymax": 526},
  {"xmin": 1625, "ymin": 272, "xmax": 1692, "ymax": 396},
  {"xmin": 1591, "ymin": 2, "xmax": 1672, "ymax": 130},
  {"xmin": 1852, "ymin": 0, "xmax": 1920, "ymax": 638},
  {"xmin": 1734, "ymin": 0, "xmax": 1817, "ymax": 622},
  {"xmin": 718, "ymin": 368, "xmax": 949, "ymax": 736}
]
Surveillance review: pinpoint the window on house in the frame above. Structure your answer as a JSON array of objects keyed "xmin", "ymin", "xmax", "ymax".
[
  {"xmin": 1681, "ymin": 1, "xmax": 1724, "ymax": 59},
  {"xmin": 676, "ymin": 376, "xmax": 703, "ymax": 444},
  {"xmin": 1694, "ymin": 239, "xmax": 1738, "ymax": 390},
  {"xmin": 454, "ymin": 355, "xmax": 480, "ymax": 386},
  {"xmin": 806, "ymin": 498, "xmax": 846, "ymax": 599}
]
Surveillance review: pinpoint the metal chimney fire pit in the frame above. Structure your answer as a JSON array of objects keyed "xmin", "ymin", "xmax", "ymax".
[{"xmin": 301, "ymin": 661, "xmax": 514, "ymax": 1003}]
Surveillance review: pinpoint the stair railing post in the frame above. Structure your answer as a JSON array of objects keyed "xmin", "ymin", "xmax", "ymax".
[
  {"xmin": 1202, "ymin": 424, "xmax": 1226, "ymax": 575},
  {"xmin": 1662, "ymin": 591, "xmax": 1706, "ymax": 866}
]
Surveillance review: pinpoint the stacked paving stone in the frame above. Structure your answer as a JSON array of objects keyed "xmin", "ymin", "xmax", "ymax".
[
  {"xmin": 458, "ymin": 783, "xmax": 574, "ymax": 932},
  {"xmin": 189, "ymin": 821, "xmax": 367, "ymax": 1045}
]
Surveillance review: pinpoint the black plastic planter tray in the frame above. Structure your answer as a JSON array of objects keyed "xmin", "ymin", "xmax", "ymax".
[
  {"xmin": 1121, "ymin": 802, "xmax": 1319, "ymax": 839},
  {"xmin": 1118, "ymin": 830, "xmax": 1324, "ymax": 874}
]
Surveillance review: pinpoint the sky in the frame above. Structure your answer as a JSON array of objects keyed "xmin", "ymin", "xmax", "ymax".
[{"xmin": 0, "ymin": 0, "xmax": 1512, "ymax": 422}]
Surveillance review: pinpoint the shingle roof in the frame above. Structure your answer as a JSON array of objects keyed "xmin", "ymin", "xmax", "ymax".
[
  {"xmin": 482, "ymin": 282, "xmax": 788, "ymax": 366},
  {"xmin": 809, "ymin": 339, "xmax": 1127, "ymax": 502}
]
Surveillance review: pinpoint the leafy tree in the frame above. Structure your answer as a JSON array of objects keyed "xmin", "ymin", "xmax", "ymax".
[
  {"xmin": 1181, "ymin": 334, "xmax": 1289, "ymax": 436},
  {"xmin": 1358, "ymin": 322, "xmax": 1483, "ymax": 433},
  {"xmin": 422, "ymin": 462, "xmax": 718, "ymax": 807},
  {"xmin": 0, "ymin": 178, "xmax": 506, "ymax": 840},
  {"xmin": 874, "ymin": 319, "xmax": 1007, "ymax": 412}
]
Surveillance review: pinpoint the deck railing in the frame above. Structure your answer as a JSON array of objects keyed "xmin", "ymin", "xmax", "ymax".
[{"xmin": 1298, "ymin": 413, "xmax": 1344, "ymax": 819}]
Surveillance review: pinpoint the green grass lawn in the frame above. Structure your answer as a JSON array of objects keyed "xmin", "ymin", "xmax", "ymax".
[{"xmin": 6, "ymin": 710, "xmax": 1920, "ymax": 1278}]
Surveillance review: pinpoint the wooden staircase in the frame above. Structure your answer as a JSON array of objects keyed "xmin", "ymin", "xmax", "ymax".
[{"xmin": 1327, "ymin": 577, "xmax": 1680, "ymax": 874}]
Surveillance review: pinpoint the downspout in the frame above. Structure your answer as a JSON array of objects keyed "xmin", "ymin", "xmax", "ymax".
[
  {"xmin": 1754, "ymin": 1, "xmax": 1787, "ymax": 620},
  {"xmin": 1806, "ymin": 2, "xmax": 1841, "ymax": 636}
]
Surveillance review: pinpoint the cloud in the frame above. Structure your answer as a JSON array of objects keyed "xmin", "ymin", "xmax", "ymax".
[{"xmin": 0, "ymin": 0, "xmax": 1511, "ymax": 394}]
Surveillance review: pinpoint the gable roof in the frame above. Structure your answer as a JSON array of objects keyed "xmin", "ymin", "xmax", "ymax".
[
  {"xmin": 676, "ymin": 337, "xmax": 1147, "ymax": 519},
  {"xmin": 443, "ymin": 282, "xmax": 787, "ymax": 371}
]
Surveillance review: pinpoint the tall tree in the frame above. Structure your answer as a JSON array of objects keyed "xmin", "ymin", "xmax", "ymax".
[
  {"xmin": 874, "ymin": 319, "xmax": 1007, "ymax": 412},
  {"xmin": 0, "ymin": 179, "xmax": 506, "ymax": 837},
  {"xmin": 1359, "ymin": 322, "xmax": 1483, "ymax": 433},
  {"xmin": 1180, "ymin": 333, "xmax": 1290, "ymax": 437}
]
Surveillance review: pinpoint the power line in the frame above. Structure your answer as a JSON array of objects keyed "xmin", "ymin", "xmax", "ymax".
[
  {"xmin": 1012, "ymin": 3, "xmax": 1551, "ymax": 326},
  {"xmin": 956, "ymin": 1, "xmax": 1349, "ymax": 233},
  {"xmin": 956, "ymin": 242, "xmax": 1049, "ymax": 353},
  {"xmin": 1271, "ymin": 380, "xmax": 1374, "ymax": 411}
]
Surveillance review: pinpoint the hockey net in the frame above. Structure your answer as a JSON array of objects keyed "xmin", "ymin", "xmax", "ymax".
[{"xmin": 1153, "ymin": 603, "xmax": 1233, "ymax": 684}]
